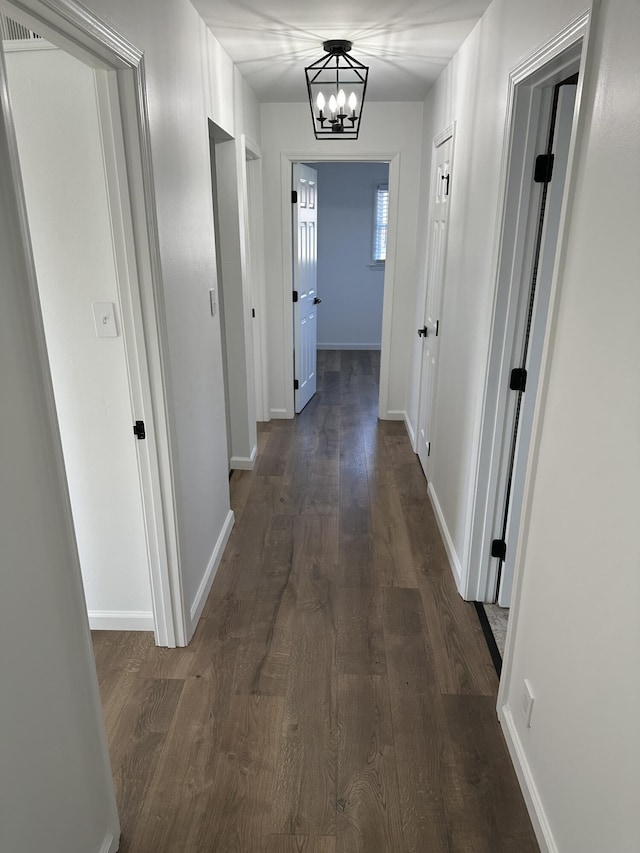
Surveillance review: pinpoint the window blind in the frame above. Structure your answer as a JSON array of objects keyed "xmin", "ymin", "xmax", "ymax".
[{"xmin": 373, "ymin": 183, "xmax": 389, "ymax": 263}]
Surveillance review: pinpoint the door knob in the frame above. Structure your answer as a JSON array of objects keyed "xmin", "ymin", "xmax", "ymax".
[
  {"xmin": 313, "ymin": 297, "xmax": 322, "ymax": 304},
  {"xmin": 417, "ymin": 326, "xmax": 428, "ymax": 337}
]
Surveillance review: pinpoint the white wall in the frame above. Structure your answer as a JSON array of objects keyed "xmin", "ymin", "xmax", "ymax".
[
  {"xmin": 502, "ymin": 0, "xmax": 640, "ymax": 849},
  {"xmin": 56, "ymin": 0, "xmax": 261, "ymax": 627},
  {"xmin": 260, "ymin": 101, "xmax": 423, "ymax": 418},
  {"xmin": 5, "ymin": 45, "xmax": 153, "ymax": 628},
  {"xmin": 415, "ymin": 0, "xmax": 640, "ymax": 849},
  {"xmin": 0, "ymin": 52, "xmax": 119, "ymax": 850},
  {"xmin": 309, "ymin": 161, "xmax": 388, "ymax": 349}
]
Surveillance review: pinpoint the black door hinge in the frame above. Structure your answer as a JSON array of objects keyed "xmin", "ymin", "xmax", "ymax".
[
  {"xmin": 509, "ymin": 367, "xmax": 528, "ymax": 392},
  {"xmin": 427, "ymin": 441, "xmax": 431, "ymax": 457},
  {"xmin": 293, "ymin": 290, "xmax": 299, "ymax": 303},
  {"xmin": 534, "ymin": 153, "xmax": 554, "ymax": 183},
  {"xmin": 252, "ymin": 308, "xmax": 255, "ymax": 318},
  {"xmin": 133, "ymin": 420, "xmax": 146, "ymax": 440},
  {"xmin": 294, "ymin": 379, "xmax": 299, "ymax": 390},
  {"xmin": 291, "ymin": 190, "xmax": 298, "ymax": 203},
  {"xmin": 491, "ymin": 539, "xmax": 507, "ymax": 561}
]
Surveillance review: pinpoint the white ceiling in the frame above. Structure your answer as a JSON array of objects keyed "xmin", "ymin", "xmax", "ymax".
[{"xmin": 191, "ymin": 0, "xmax": 492, "ymax": 102}]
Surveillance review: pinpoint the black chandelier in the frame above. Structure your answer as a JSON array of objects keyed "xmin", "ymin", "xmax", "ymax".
[{"xmin": 305, "ymin": 40, "xmax": 369, "ymax": 140}]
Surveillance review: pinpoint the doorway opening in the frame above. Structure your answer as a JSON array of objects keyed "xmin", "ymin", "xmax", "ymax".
[
  {"xmin": 245, "ymin": 142, "xmax": 269, "ymax": 424},
  {"xmin": 290, "ymin": 157, "xmax": 393, "ymax": 417},
  {"xmin": 0, "ymin": 4, "xmax": 183, "ymax": 646},
  {"xmin": 208, "ymin": 123, "xmax": 257, "ymax": 471},
  {"xmin": 466, "ymin": 18, "xmax": 590, "ymax": 672}
]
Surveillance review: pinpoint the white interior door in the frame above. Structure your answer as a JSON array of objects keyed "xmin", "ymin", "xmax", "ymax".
[
  {"xmin": 417, "ymin": 133, "xmax": 453, "ymax": 477},
  {"xmin": 293, "ymin": 163, "xmax": 318, "ymax": 413}
]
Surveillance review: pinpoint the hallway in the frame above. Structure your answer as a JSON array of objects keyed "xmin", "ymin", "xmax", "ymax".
[{"xmin": 93, "ymin": 350, "xmax": 538, "ymax": 852}]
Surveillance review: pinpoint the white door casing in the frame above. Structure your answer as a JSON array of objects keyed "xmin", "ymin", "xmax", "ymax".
[
  {"xmin": 495, "ymin": 81, "xmax": 578, "ymax": 607},
  {"xmin": 293, "ymin": 163, "xmax": 318, "ymax": 413},
  {"xmin": 465, "ymin": 18, "xmax": 588, "ymax": 611},
  {"xmin": 417, "ymin": 129, "xmax": 454, "ymax": 478}
]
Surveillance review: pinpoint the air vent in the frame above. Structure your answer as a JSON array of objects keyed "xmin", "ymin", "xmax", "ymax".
[{"xmin": 0, "ymin": 14, "xmax": 42, "ymax": 42}]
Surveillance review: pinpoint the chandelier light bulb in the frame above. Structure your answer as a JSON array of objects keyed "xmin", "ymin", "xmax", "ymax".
[
  {"xmin": 316, "ymin": 92, "xmax": 325, "ymax": 112},
  {"xmin": 329, "ymin": 94, "xmax": 338, "ymax": 115},
  {"xmin": 348, "ymin": 92, "xmax": 357, "ymax": 112},
  {"xmin": 337, "ymin": 89, "xmax": 346, "ymax": 109}
]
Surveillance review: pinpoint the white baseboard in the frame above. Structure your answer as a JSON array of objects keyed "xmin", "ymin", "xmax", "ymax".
[
  {"xmin": 403, "ymin": 411, "xmax": 417, "ymax": 451},
  {"xmin": 189, "ymin": 509, "xmax": 235, "ymax": 633},
  {"xmin": 269, "ymin": 408, "xmax": 290, "ymax": 419},
  {"xmin": 383, "ymin": 409, "xmax": 405, "ymax": 421},
  {"xmin": 88, "ymin": 610, "xmax": 154, "ymax": 631},
  {"xmin": 231, "ymin": 444, "xmax": 257, "ymax": 470},
  {"xmin": 427, "ymin": 482, "xmax": 464, "ymax": 593},
  {"xmin": 99, "ymin": 832, "xmax": 119, "ymax": 853},
  {"xmin": 317, "ymin": 343, "xmax": 381, "ymax": 350},
  {"xmin": 500, "ymin": 705, "xmax": 557, "ymax": 853}
]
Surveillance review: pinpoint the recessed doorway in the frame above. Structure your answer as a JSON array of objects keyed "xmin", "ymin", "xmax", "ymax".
[
  {"xmin": 0, "ymin": 6, "xmax": 181, "ymax": 645},
  {"xmin": 291, "ymin": 158, "xmax": 391, "ymax": 416}
]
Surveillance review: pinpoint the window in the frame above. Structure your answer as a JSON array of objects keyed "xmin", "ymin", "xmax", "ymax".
[{"xmin": 372, "ymin": 182, "xmax": 389, "ymax": 265}]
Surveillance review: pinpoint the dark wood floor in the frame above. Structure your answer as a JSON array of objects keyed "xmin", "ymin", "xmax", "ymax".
[{"xmin": 92, "ymin": 349, "xmax": 538, "ymax": 853}]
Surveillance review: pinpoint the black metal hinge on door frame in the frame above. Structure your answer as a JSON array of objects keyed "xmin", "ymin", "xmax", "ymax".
[
  {"xmin": 133, "ymin": 420, "xmax": 146, "ymax": 440},
  {"xmin": 294, "ymin": 379, "xmax": 299, "ymax": 390},
  {"xmin": 509, "ymin": 367, "xmax": 528, "ymax": 392},
  {"xmin": 293, "ymin": 290, "xmax": 299, "ymax": 303},
  {"xmin": 491, "ymin": 539, "xmax": 507, "ymax": 561},
  {"xmin": 291, "ymin": 190, "xmax": 298, "ymax": 203},
  {"xmin": 534, "ymin": 153, "xmax": 554, "ymax": 183}
]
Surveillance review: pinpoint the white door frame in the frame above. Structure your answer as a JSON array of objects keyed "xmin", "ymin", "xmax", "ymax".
[
  {"xmin": 209, "ymin": 123, "xmax": 258, "ymax": 470},
  {"xmin": 279, "ymin": 150, "xmax": 400, "ymax": 420},
  {"xmin": 1, "ymin": 0, "xmax": 186, "ymax": 646},
  {"xmin": 244, "ymin": 137, "xmax": 269, "ymax": 422},
  {"xmin": 415, "ymin": 122, "xmax": 456, "ymax": 473},
  {"xmin": 467, "ymin": 12, "xmax": 591, "ymax": 608}
]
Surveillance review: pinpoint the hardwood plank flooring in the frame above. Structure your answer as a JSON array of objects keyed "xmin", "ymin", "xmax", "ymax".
[{"xmin": 93, "ymin": 350, "xmax": 538, "ymax": 852}]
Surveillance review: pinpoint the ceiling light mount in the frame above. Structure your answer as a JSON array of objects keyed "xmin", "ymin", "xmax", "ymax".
[
  {"xmin": 305, "ymin": 39, "xmax": 368, "ymax": 140},
  {"xmin": 322, "ymin": 39, "xmax": 353, "ymax": 55}
]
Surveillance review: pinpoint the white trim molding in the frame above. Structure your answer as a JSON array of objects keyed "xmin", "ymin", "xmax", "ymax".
[
  {"xmin": 500, "ymin": 705, "xmax": 558, "ymax": 853},
  {"xmin": 231, "ymin": 444, "xmax": 257, "ymax": 470},
  {"xmin": 189, "ymin": 509, "xmax": 235, "ymax": 633},
  {"xmin": 403, "ymin": 411, "xmax": 417, "ymax": 452},
  {"xmin": 384, "ymin": 409, "xmax": 405, "ymax": 421},
  {"xmin": 428, "ymin": 482, "xmax": 463, "ymax": 593},
  {"xmin": 317, "ymin": 342, "xmax": 381, "ymax": 351},
  {"xmin": 269, "ymin": 407, "xmax": 289, "ymax": 419},
  {"xmin": 88, "ymin": 610, "xmax": 154, "ymax": 631}
]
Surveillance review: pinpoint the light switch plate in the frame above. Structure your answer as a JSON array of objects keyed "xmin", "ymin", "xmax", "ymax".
[{"xmin": 92, "ymin": 302, "xmax": 118, "ymax": 338}]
